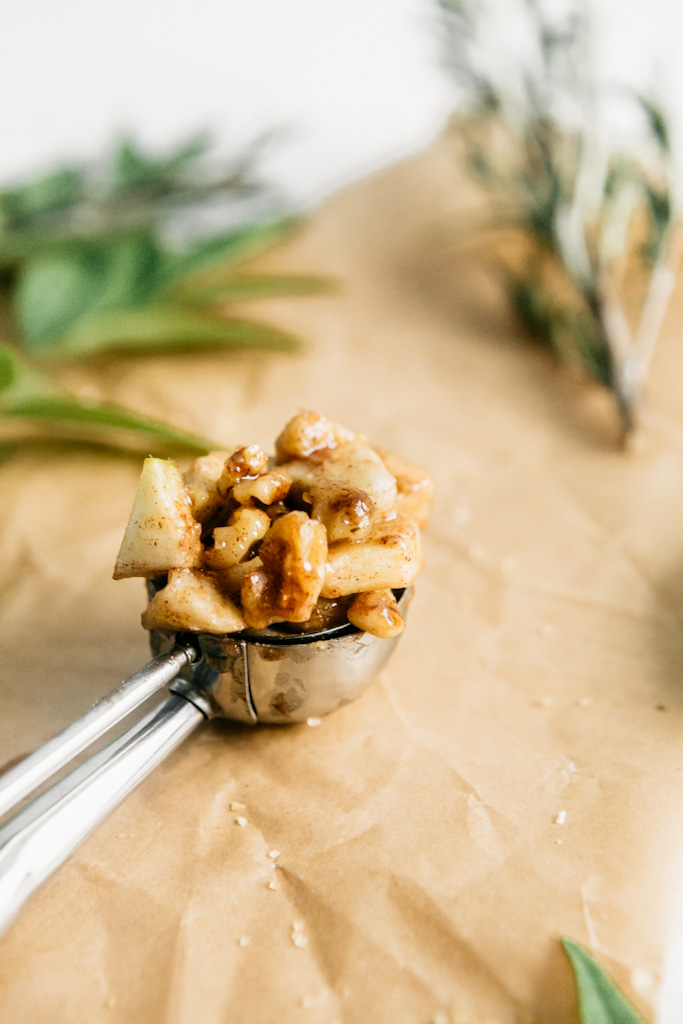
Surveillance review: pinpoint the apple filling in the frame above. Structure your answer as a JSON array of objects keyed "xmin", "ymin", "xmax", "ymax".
[{"xmin": 114, "ymin": 411, "xmax": 433, "ymax": 639}]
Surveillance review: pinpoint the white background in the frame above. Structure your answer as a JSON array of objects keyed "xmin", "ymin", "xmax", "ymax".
[{"xmin": 1, "ymin": 0, "xmax": 682, "ymax": 206}]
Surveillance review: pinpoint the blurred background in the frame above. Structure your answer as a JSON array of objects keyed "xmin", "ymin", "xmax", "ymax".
[
  {"xmin": 2, "ymin": 4, "xmax": 683, "ymax": 1021},
  {"xmin": 1, "ymin": 0, "xmax": 681, "ymax": 207}
]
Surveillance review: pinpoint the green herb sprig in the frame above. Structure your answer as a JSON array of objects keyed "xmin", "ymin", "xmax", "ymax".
[
  {"xmin": 563, "ymin": 938, "xmax": 647, "ymax": 1023},
  {"xmin": 0, "ymin": 136, "xmax": 328, "ymax": 455},
  {"xmin": 440, "ymin": 0, "xmax": 680, "ymax": 441},
  {"xmin": 0, "ymin": 344, "xmax": 216, "ymax": 459}
]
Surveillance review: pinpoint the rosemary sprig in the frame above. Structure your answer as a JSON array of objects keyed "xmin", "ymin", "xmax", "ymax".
[
  {"xmin": 440, "ymin": 0, "xmax": 680, "ymax": 440},
  {"xmin": 0, "ymin": 135, "xmax": 328, "ymax": 456},
  {"xmin": 0, "ymin": 344, "xmax": 215, "ymax": 458}
]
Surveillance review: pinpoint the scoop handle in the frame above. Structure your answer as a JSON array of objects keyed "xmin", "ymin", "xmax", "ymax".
[
  {"xmin": 0, "ymin": 642, "xmax": 197, "ymax": 820},
  {"xmin": 0, "ymin": 692, "xmax": 205, "ymax": 939}
]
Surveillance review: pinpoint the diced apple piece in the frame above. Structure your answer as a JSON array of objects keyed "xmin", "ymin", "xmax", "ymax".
[
  {"xmin": 240, "ymin": 567, "xmax": 274, "ymax": 630},
  {"xmin": 322, "ymin": 518, "xmax": 422, "ymax": 598},
  {"xmin": 218, "ymin": 557, "xmax": 262, "ymax": 598},
  {"xmin": 205, "ymin": 507, "xmax": 271, "ymax": 569},
  {"xmin": 113, "ymin": 458, "xmax": 202, "ymax": 580},
  {"xmin": 347, "ymin": 589, "xmax": 405, "ymax": 638},
  {"xmin": 377, "ymin": 450, "xmax": 434, "ymax": 529},
  {"xmin": 141, "ymin": 569, "xmax": 246, "ymax": 633},
  {"xmin": 282, "ymin": 442, "xmax": 398, "ymax": 543},
  {"xmin": 183, "ymin": 450, "xmax": 230, "ymax": 523}
]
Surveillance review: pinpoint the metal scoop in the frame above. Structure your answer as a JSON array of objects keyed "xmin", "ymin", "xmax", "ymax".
[{"xmin": 0, "ymin": 588, "xmax": 410, "ymax": 937}]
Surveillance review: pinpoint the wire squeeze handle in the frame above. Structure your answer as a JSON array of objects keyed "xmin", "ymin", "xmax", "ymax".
[
  {"xmin": 0, "ymin": 693, "xmax": 205, "ymax": 938},
  {"xmin": 0, "ymin": 642, "xmax": 197, "ymax": 822}
]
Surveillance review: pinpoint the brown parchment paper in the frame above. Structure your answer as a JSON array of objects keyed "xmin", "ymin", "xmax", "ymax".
[{"xmin": 2, "ymin": 139, "xmax": 683, "ymax": 1024}]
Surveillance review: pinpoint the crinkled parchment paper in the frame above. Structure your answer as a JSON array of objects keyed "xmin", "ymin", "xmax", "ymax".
[{"xmin": 1, "ymin": 140, "xmax": 683, "ymax": 1023}]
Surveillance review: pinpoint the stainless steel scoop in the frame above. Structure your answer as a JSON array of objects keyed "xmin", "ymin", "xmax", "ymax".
[{"xmin": 0, "ymin": 588, "xmax": 410, "ymax": 937}]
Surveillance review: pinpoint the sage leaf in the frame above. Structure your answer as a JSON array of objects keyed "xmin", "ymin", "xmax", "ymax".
[
  {"xmin": 89, "ymin": 234, "xmax": 162, "ymax": 311},
  {"xmin": 0, "ymin": 344, "xmax": 214, "ymax": 456},
  {"xmin": 112, "ymin": 135, "xmax": 210, "ymax": 195},
  {"xmin": 562, "ymin": 938, "xmax": 647, "ymax": 1024},
  {"xmin": 48, "ymin": 306, "xmax": 300, "ymax": 359},
  {"xmin": 15, "ymin": 249, "xmax": 103, "ymax": 349},
  {"xmin": 0, "ymin": 394, "xmax": 213, "ymax": 455},
  {"xmin": 173, "ymin": 274, "xmax": 334, "ymax": 303},
  {"xmin": 165, "ymin": 218, "xmax": 298, "ymax": 283},
  {"xmin": 0, "ymin": 345, "xmax": 19, "ymax": 391},
  {"xmin": 0, "ymin": 132, "xmax": 323, "ymax": 453},
  {"xmin": 0, "ymin": 167, "xmax": 85, "ymax": 229},
  {"xmin": 16, "ymin": 235, "xmax": 164, "ymax": 351}
]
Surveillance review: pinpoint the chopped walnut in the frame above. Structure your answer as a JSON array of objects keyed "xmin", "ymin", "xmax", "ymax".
[
  {"xmin": 347, "ymin": 589, "xmax": 405, "ymax": 639},
  {"xmin": 205, "ymin": 507, "xmax": 271, "ymax": 569},
  {"xmin": 232, "ymin": 470, "xmax": 291, "ymax": 506},
  {"xmin": 263, "ymin": 500, "xmax": 291, "ymax": 522},
  {"xmin": 240, "ymin": 566, "xmax": 274, "ymax": 630},
  {"xmin": 218, "ymin": 444, "xmax": 269, "ymax": 497},
  {"xmin": 277, "ymin": 596, "xmax": 350, "ymax": 634},
  {"xmin": 275, "ymin": 410, "xmax": 357, "ymax": 461},
  {"xmin": 217, "ymin": 557, "xmax": 262, "ymax": 598},
  {"xmin": 241, "ymin": 511, "xmax": 327, "ymax": 628}
]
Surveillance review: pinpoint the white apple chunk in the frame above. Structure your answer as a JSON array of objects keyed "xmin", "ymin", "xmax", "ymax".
[
  {"xmin": 113, "ymin": 458, "xmax": 202, "ymax": 579},
  {"xmin": 282, "ymin": 441, "xmax": 398, "ymax": 543},
  {"xmin": 141, "ymin": 568, "xmax": 246, "ymax": 633},
  {"xmin": 182, "ymin": 449, "xmax": 230, "ymax": 523},
  {"xmin": 377, "ymin": 450, "xmax": 434, "ymax": 529},
  {"xmin": 321, "ymin": 517, "xmax": 422, "ymax": 598}
]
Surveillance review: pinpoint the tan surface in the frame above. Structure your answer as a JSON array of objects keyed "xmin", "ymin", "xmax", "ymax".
[{"xmin": 2, "ymin": 139, "xmax": 683, "ymax": 1022}]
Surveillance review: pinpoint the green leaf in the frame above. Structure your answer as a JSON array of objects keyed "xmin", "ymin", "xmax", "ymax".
[
  {"xmin": 15, "ymin": 235, "xmax": 163, "ymax": 351},
  {"xmin": 0, "ymin": 167, "xmax": 85, "ymax": 229},
  {"xmin": 45, "ymin": 305, "xmax": 300, "ymax": 359},
  {"xmin": 0, "ymin": 343, "xmax": 53, "ymax": 399},
  {"xmin": 509, "ymin": 278, "xmax": 555, "ymax": 343},
  {"xmin": 92, "ymin": 234, "xmax": 162, "ymax": 310},
  {"xmin": 562, "ymin": 938, "xmax": 647, "ymax": 1024},
  {"xmin": 15, "ymin": 248, "xmax": 103, "ymax": 348},
  {"xmin": 0, "ymin": 136, "xmax": 316, "ymax": 374},
  {"xmin": 0, "ymin": 393, "xmax": 213, "ymax": 454},
  {"xmin": 165, "ymin": 218, "xmax": 299, "ymax": 282},
  {"xmin": 638, "ymin": 96, "xmax": 670, "ymax": 155},
  {"xmin": 0, "ymin": 344, "xmax": 216, "ymax": 457},
  {"xmin": 173, "ymin": 274, "xmax": 334, "ymax": 303},
  {"xmin": 0, "ymin": 345, "xmax": 20, "ymax": 391},
  {"xmin": 112, "ymin": 135, "xmax": 210, "ymax": 195}
]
